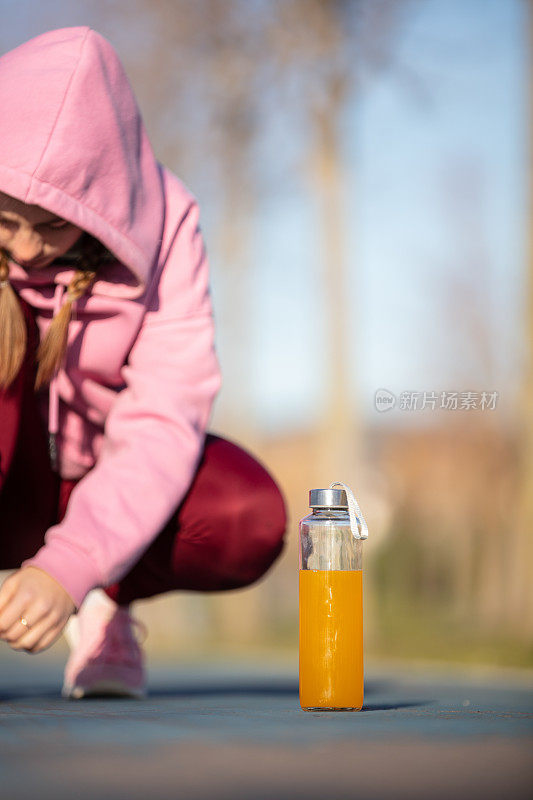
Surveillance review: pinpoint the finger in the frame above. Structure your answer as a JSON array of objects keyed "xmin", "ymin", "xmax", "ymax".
[
  {"xmin": 0, "ymin": 574, "xmax": 18, "ymax": 617},
  {"xmin": 7, "ymin": 608, "xmax": 60, "ymax": 652},
  {"xmin": 23, "ymin": 620, "xmax": 65, "ymax": 655},
  {"xmin": 0, "ymin": 594, "xmax": 28, "ymax": 639},
  {"xmin": 1, "ymin": 600, "xmax": 50, "ymax": 645}
]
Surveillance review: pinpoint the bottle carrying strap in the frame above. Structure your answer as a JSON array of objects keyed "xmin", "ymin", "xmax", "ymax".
[{"xmin": 329, "ymin": 481, "xmax": 369, "ymax": 540}]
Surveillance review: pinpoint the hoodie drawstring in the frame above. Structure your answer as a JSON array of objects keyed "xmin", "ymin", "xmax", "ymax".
[{"xmin": 48, "ymin": 282, "xmax": 65, "ymax": 472}]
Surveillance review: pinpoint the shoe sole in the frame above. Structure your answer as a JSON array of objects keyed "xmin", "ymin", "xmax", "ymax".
[{"xmin": 62, "ymin": 680, "xmax": 146, "ymax": 699}]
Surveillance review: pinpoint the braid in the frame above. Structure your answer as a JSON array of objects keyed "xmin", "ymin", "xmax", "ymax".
[
  {"xmin": 0, "ymin": 248, "xmax": 27, "ymax": 389},
  {"xmin": 34, "ymin": 234, "xmax": 107, "ymax": 390}
]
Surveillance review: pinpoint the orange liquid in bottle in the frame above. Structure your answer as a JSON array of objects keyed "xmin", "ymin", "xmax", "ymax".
[{"xmin": 299, "ymin": 569, "xmax": 363, "ymax": 711}]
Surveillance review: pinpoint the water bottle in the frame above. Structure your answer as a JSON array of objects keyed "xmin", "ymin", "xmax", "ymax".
[{"xmin": 299, "ymin": 481, "xmax": 369, "ymax": 711}]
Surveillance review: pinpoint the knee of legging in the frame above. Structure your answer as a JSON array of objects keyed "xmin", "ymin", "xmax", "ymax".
[{"xmin": 222, "ymin": 484, "xmax": 288, "ymax": 588}]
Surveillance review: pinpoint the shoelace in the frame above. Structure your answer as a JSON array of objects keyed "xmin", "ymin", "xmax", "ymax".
[{"xmin": 95, "ymin": 609, "xmax": 149, "ymax": 663}]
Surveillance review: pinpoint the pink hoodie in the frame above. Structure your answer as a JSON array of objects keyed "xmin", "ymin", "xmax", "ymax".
[{"xmin": 1, "ymin": 27, "xmax": 222, "ymax": 610}]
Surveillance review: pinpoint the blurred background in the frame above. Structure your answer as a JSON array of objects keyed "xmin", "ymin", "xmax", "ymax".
[{"xmin": 1, "ymin": 0, "xmax": 532, "ymax": 671}]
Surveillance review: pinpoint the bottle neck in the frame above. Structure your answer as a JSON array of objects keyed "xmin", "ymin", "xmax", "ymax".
[{"xmin": 311, "ymin": 507, "xmax": 348, "ymax": 517}]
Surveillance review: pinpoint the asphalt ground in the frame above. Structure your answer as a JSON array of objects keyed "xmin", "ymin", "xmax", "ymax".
[{"xmin": 0, "ymin": 648, "xmax": 532, "ymax": 800}]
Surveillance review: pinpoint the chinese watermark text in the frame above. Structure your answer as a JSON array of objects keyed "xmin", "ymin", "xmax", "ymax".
[{"xmin": 374, "ymin": 389, "xmax": 499, "ymax": 412}]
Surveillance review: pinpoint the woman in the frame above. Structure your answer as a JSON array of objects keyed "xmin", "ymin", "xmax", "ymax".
[{"xmin": 0, "ymin": 26, "xmax": 287, "ymax": 699}]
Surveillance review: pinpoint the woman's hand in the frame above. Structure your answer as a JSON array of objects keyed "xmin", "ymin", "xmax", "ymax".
[{"xmin": 0, "ymin": 566, "xmax": 76, "ymax": 654}]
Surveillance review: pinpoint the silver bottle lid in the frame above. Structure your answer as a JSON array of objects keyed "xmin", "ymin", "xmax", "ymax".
[{"xmin": 309, "ymin": 488, "xmax": 348, "ymax": 508}]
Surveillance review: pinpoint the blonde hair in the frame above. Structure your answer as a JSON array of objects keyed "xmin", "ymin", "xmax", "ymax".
[{"xmin": 0, "ymin": 234, "xmax": 109, "ymax": 391}]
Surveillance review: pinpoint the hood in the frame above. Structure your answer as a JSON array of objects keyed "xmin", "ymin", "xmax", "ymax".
[{"xmin": 0, "ymin": 26, "xmax": 165, "ymax": 298}]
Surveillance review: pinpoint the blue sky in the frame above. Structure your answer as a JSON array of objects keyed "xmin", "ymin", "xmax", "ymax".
[{"xmin": 242, "ymin": 0, "xmax": 527, "ymax": 434}]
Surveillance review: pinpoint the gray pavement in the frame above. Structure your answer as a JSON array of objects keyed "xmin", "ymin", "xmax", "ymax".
[{"xmin": 0, "ymin": 649, "xmax": 532, "ymax": 799}]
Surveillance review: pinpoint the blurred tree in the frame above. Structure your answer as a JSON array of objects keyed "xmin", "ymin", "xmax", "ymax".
[
  {"xmin": 264, "ymin": 0, "xmax": 410, "ymax": 482},
  {"xmin": 436, "ymin": 161, "xmax": 506, "ymax": 628},
  {"xmin": 106, "ymin": 0, "xmax": 410, "ymax": 455},
  {"xmin": 102, "ymin": 0, "xmax": 268, "ymax": 443}
]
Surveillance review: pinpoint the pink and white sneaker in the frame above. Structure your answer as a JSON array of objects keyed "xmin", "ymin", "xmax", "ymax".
[{"xmin": 62, "ymin": 588, "xmax": 148, "ymax": 699}]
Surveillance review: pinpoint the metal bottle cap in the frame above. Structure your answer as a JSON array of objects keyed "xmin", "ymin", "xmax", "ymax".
[{"xmin": 309, "ymin": 488, "xmax": 348, "ymax": 508}]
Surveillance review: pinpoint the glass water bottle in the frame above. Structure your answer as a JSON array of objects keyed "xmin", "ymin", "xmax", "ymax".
[{"xmin": 299, "ymin": 481, "xmax": 369, "ymax": 712}]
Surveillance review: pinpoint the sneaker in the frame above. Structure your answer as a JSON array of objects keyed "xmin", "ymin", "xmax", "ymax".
[{"xmin": 62, "ymin": 588, "xmax": 148, "ymax": 699}]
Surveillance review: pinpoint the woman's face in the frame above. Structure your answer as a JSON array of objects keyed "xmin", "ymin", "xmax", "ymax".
[{"xmin": 0, "ymin": 191, "xmax": 83, "ymax": 269}]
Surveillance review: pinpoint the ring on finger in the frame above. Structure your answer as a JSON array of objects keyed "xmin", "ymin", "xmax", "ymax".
[{"xmin": 19, "ymin": 617, "xmax": 31, "ymax": 629}]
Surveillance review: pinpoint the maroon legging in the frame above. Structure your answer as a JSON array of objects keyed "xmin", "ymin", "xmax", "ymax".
[{"xmin": 0, "ymin": 296, "xmax": 287, "ymax": 606}]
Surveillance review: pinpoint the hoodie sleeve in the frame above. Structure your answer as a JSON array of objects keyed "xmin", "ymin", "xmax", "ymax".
[{"xmin": 21, "ymin": 201, "xmax": 223, "ymax": 610}]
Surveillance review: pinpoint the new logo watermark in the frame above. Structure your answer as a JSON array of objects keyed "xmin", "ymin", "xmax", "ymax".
[
  {"xmin": 374, "ymin": 388, "xmax": 397, "ymax": 412},
  {"xmin": 374, "ymin": 389, "xmax": 499, "ymax": 412}
]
